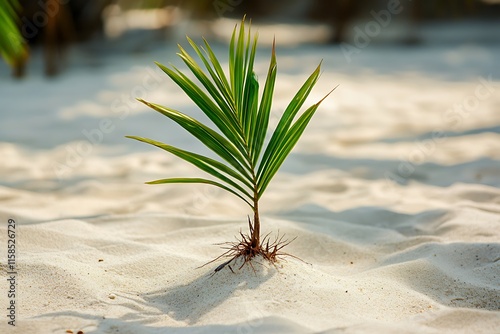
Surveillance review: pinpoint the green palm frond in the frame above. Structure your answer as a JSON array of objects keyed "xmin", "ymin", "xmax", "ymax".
[
  {"xmin": 127, "ymin": 17, "xmax": 332, "ymax": 252},
  {"xmin": 0, "ymin": 0, "xmax": 27, "ymax": 67}
]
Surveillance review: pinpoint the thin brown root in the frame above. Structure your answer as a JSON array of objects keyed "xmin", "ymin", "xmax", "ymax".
[{"xmin": 200, "ymin": 218, "xmax": 307, "ymax": 276}]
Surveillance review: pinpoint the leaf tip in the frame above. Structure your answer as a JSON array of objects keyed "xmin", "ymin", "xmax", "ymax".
[
  {"xmin": 271, "ymin": 37, "xmax": 277, "ymax": 59},
  {"xmin": 317, "ymin": 59, "xmax": 323, "ymax": 71},
  {"xmin": 316, "ymin": 85, "xmax": 338, "ymax": 105},
  {"xmin": 136, "ymin": 98, "xmax": 153, "ymax": 108}
]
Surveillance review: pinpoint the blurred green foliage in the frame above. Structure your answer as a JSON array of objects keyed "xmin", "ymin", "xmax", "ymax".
[{"xmin": 0, "ymin": 0, "xmax": 27, "ymax": 68}]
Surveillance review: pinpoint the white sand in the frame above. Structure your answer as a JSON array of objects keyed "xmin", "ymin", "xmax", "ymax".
[{"xmin": 1, "ymin": 21, "xmax": 500, "ymax": 333}]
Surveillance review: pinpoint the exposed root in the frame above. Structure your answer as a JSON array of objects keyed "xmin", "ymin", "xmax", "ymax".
[{"xmin": 199, "ymin": 217, "xmax": 305, "ymax": 276}]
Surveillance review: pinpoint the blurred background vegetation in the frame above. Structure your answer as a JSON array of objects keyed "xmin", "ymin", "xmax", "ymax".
[
  {"xmin": 0, "ymin": 0, "xmax": 28, "ymax": 74},
  {"xmin": 1, "ymin": 0, "xmax": 499, "ymax": 78}
]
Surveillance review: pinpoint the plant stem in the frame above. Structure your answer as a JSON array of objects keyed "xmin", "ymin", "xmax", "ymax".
[{"xmin": 251, "ymin": 188, "xmax": 260, "ymax": 249}]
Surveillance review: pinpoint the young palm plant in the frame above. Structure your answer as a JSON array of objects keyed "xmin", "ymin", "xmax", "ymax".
[{"xmin": 127, "ymin": 18, "xmax": 331, "ymax": 271}]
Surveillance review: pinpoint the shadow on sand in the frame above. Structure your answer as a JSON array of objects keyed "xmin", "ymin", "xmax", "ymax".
[{"xmin": 142, "ymin": 258, "xmax": 277, "ymax": 324}]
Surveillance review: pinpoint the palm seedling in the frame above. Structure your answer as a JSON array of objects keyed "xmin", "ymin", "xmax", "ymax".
[{"xmin": 127, "ymin": 18, "xmax": 331, "ymax": 271}]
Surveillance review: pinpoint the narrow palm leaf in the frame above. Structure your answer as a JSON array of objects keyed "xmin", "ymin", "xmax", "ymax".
[
  {"xmin": 258, "ymin": 90, "xmax": 334, "ymax": 196},
  {"xmin": 233, "ymin": 19, "xmax": 246, "ymax": 121},
  {"xmin": 243, "ymin": 34, "xmax": 259, "ymax": 142},
  {"xmin": 251, "ymin": 39, "xmax": 277, "ymax": 165},
  {"xmin": 155, "ymin": 62, "xmax": 244, "ymax": 151},
  {"xmin": 177, "ymin": 44, "xmax": 237, "ymax": 122},
  {"xmin": 147, "ymin": 178, "xmax": 252, "ymax": 207},
  {"xmin": 257, "ymin": 62, "xmax": 322, "ymax": 178},
  {"xmin": 137, "ymin": 99, "xmax": 252, "ymax": 180},
  {"xmin": 126, "ymin": 135, "xmax": 253, "ymax": 197},
  {"xmin": 187, "ymin": 37, "xmax": 235, "ymax": 114}
]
